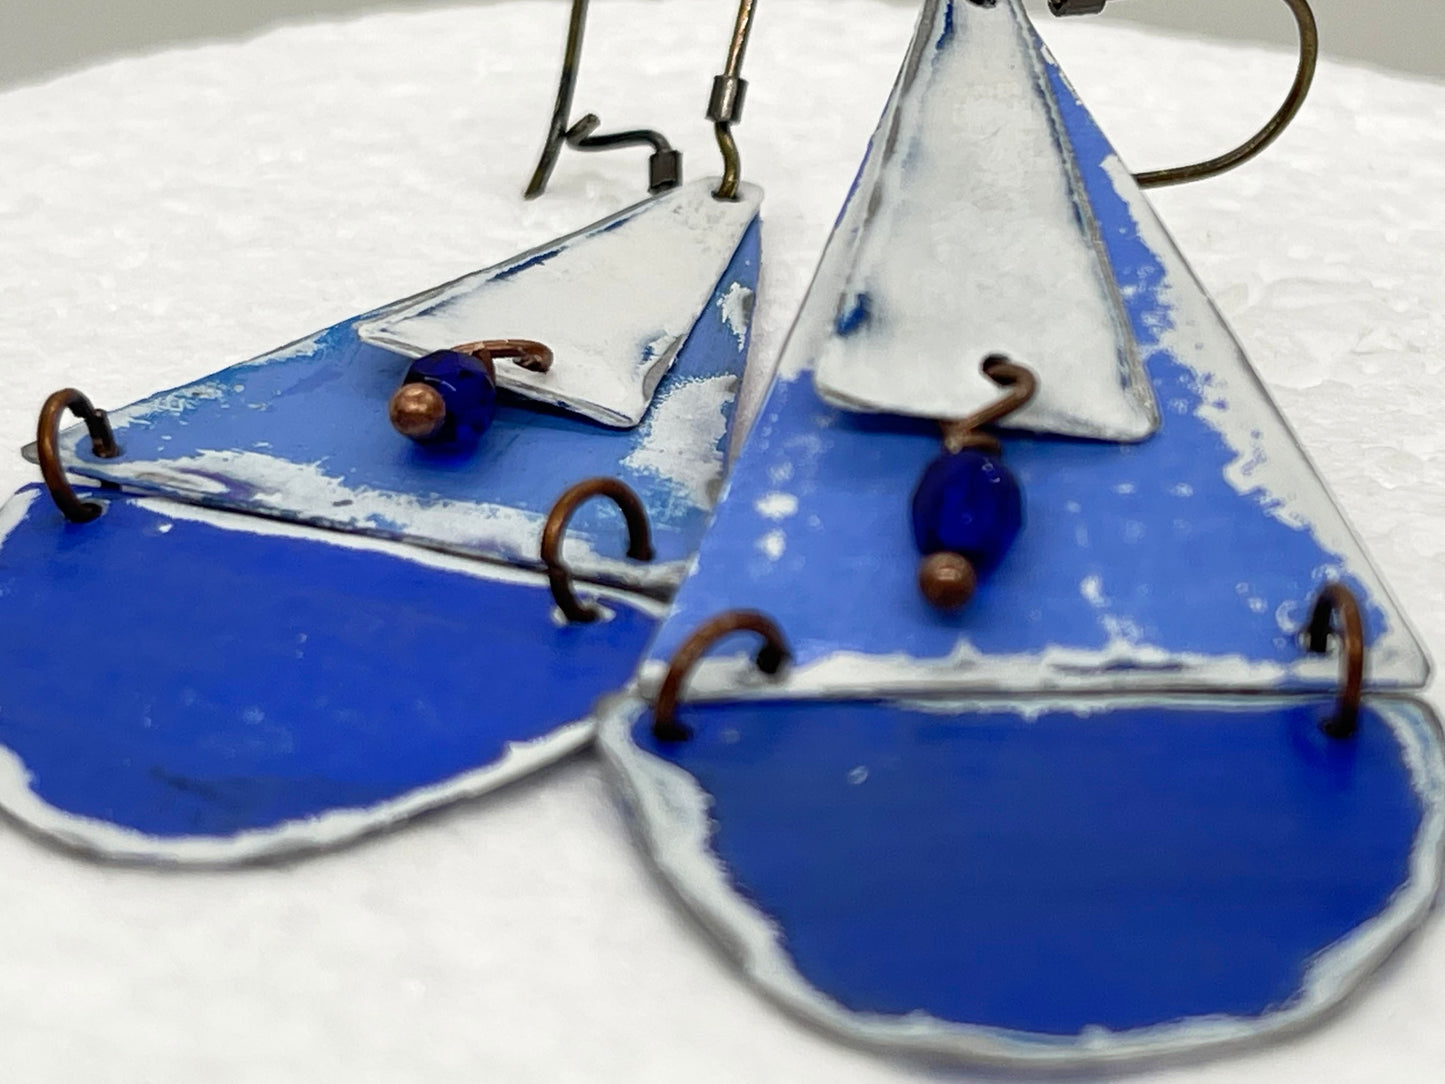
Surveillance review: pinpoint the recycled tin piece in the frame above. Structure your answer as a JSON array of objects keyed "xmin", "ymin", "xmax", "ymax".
[
  {"xmin": 0, "ymin": 484, "xmax": 662, "ymax": 863},
  {"xmin": 597, "ymin": 0, "xmax": 1439, "ymax": 1068},
  {"xmin": 601, "ymin": 688, "xmax": 1444, "ymax": 1067},
  {"xmin": 638, "ymin": 5, "xmax": 1425, "ymax": 694},
  {"xmin": 812, "ymin": 0, "xmax": 1155, "ymax": 441},
  {"xmin": 43, "ymin": 199, "xmax": 762, "ymax": 594},
  {"xmin": 359, "ymin": 180, "xmax": 763, "ymax": 427}
]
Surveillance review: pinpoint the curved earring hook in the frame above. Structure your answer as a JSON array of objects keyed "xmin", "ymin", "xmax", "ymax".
[
  {"xmin": 525, "ymin": 0, "xmax": 681, "ymax": 199},
  {"xmin": 541, "ymin": 477, "xmax": 654, "ymax": 623},
  {"xmin": 1051, "ymin": 0, "xmax": 1318, "ymax": 190}
]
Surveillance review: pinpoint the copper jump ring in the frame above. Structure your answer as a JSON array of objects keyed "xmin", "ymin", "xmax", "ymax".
[
  {"xmin": 652, "ymin": 610, "xmax": 791, "ymax": 742},
  {"xmin": 37, "ymin": 388, "xmax": 121, "ymax": 523},
  {"xmin": 541, "ymin": 477, "xmax": 654, "ymax": 624},
  {"xmin": 453, "ymin": 339, "xmax": 555, "ymax": 377},
  {"xmin": 1304, "ymin": 583, "xmax": 1364, "ymax": 739}
]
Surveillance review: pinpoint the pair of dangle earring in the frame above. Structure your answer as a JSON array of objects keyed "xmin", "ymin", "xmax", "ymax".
[
  {"xmin": 0, "ymin": 0, "xmax": 766, "ymax": 863},
  {"xmin": 598, "ymin": 0, "xmax": 1445, "ymax": 1072}
]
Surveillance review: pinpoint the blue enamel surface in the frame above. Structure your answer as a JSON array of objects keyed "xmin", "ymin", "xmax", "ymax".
[
  {"xmin": 56, "ymin": 218, "xmax": 761, "ymax": 576},
  {"xmin": 635, "ymin": 697, "xmax": 1428, "ymax": 1035},
  {"xmin": 0, "ymin": 486, "xmax": 655, "ymax": 840},
  {"xmin": 645, "ymin": 44, "xmax": 1413, "ymax": 686}
]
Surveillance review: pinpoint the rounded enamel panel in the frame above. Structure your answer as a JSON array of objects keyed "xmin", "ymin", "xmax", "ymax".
[
  {"xmin": 0, "ymin": 485, "xmax": 659, "ymax": 862},
  {"xmin": 605, "ymin": 692, "xmax": 1445, "ymax": 1065}
]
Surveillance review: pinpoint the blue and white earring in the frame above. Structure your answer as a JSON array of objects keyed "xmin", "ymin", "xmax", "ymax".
[
  {"xmin": 598, "ymin": 0, "xmax": 1443, "ymax": 1070},
  {"xmin": 0, "ymin": 0, "xmax": 766, "ymax": 865}
]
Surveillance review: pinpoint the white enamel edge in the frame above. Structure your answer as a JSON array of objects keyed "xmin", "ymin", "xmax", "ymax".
[
  {"xmin": 357, "ymin": 179, "xmax": 763, "ymax": 428},
  {"xmin": 598, "ymin": 691, "xmax": 1445, "ymax": 1069},
  {"xmin": 1104, "ymin": 153, "xmax": 1432, "ymax": 687},
  {"xmin": 811, "ymin": 0, "xmax": 1155, "ymax": 441},
  {"xmin": 630, "ymin": 628, "xmax": 1409, "ymax": 701},
  {"xmin": 0, "ymin": 721, "xmax": 594, "ymax": 867},
  {"xmin": 0, "ymin": 486, "xmax": 40, "ymax": 547},
  {"xmin": 75, "ymin": 451, "xmax": 690, "ymax": 593},
  {"xmin": 132, "ymin": 493, "xmax": 669, "ymax": 611},
  {"xmin": 0, "ymin": 488, "xmax": 666, "ymax": 865}
]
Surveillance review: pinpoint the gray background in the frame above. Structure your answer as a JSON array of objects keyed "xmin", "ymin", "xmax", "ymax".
[{"xmin": 1, "ymin": 0, "xmax": 1442, "ymax": 92}]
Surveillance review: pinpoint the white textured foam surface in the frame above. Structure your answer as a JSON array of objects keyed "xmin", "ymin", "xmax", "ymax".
[{"xmin": 1, "ymin": 2, "xmax": 1443, "ymax": 1080}]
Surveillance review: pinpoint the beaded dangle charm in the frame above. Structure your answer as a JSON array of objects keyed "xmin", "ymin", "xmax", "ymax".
[
  {"xmin": 0, "ymin": 3, "xmax": 767, "ymax": 864},
  {"xmin": 596, "ymin": 0, "xmax": 1442, "ymax": 1069}
]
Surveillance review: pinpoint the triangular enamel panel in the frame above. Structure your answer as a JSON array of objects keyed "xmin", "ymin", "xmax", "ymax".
[
  {"xmin": 360, "ymin": 180, "xmax": 762, "ymax": 427},
  {"xmin": 46, "ymin": 195, "xmax": 762, "ymax": 594},
  {"xmin": 633, "ymin": 7, "xmax": 1426, "ymax": 694},
  {"xmin": 812, "ymin": 0, "xmax": 1155, "ymax": 441},
  {"xmin": 599, "ymin": 691, "xmax": 1445, "ymax": 1067},
  {"xmin": 0, "ymin": 485, "xmax": 663, "ymax": 864}
]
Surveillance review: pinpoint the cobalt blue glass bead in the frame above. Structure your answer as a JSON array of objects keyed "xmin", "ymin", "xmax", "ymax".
[
  {"xmin": 400, "ymin": 349, "xmax": 497, "ymax": 452},
  {"xmin": 911, "ymin": 449, "xmax": 1023, "ymax": 570}
]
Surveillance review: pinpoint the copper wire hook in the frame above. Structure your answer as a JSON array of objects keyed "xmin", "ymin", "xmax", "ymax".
[
  {"xmin": 541, "ymin": 477, "xmax": 654, "ymax": 623},
  {"xmin": 938, "ymin": 355, "xmax": 1038, "ymax": 453},
  {"xmin": 1304, "ymin": 583, "xmax": 1364, "ymax": 739},
  {"xmin": 37, "ymin": 388, "xmax": 121, "ymax": 523},
  {"xmin": 652, "ymin": 610, "xmax": 790, "ymax": 741},
  {"xmin": 525, "ymin": 0, "xmax": 681, "ymax": 198},
  {"xmin": 1052, "ymin": 0, "xmax": 1318, "ymax": 189},
  {"xmin": 452, "ymin": 339, "xmax": 556, "ymax": 377}
]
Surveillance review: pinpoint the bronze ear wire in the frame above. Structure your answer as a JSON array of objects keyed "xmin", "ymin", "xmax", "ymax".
[
  {"xmin": 1050, "ymin": 0, "xmax": 1318, "ymax": 189},
  {"xmin": 527, "ymin": 0, "xmax": 762, "ymax": 203},
  {"xmin": 525, "ymin": 0, "xmax": 682, "ymax": 197},
  {"xmin": 708, "ymin": 0, "xmax": 757, "ymax": 200}
]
